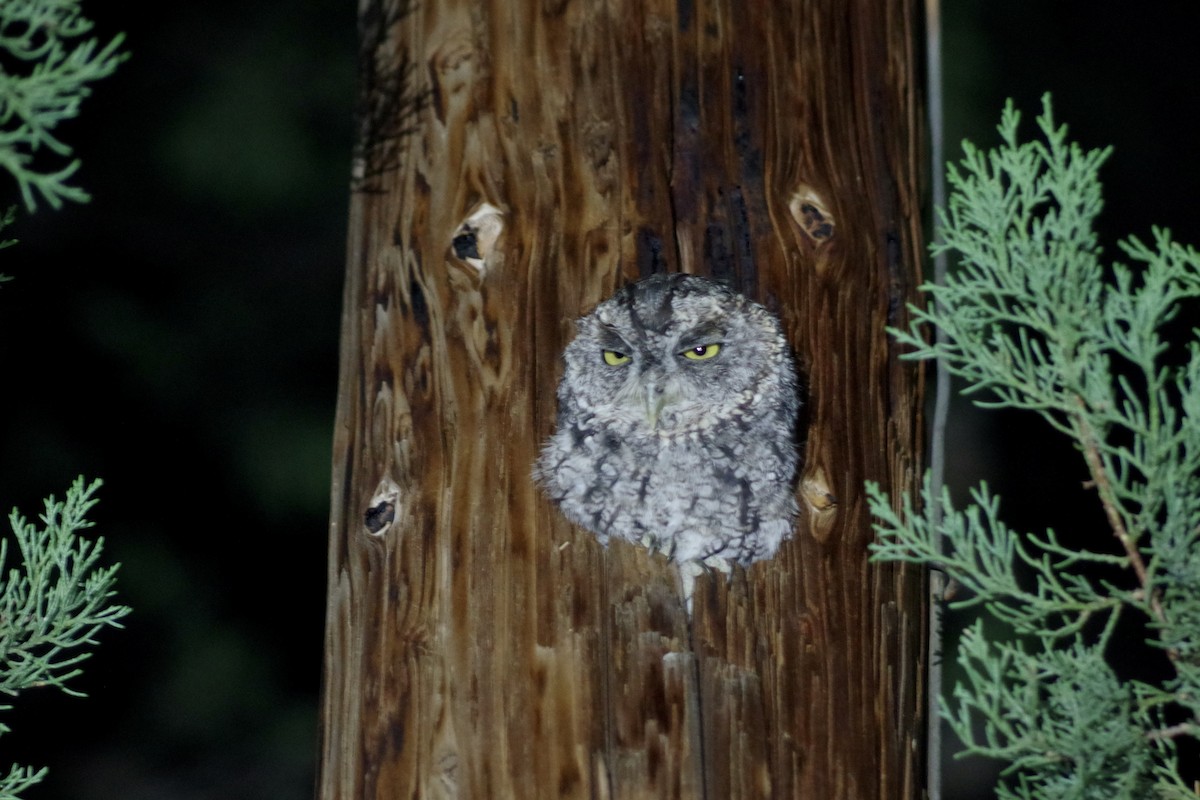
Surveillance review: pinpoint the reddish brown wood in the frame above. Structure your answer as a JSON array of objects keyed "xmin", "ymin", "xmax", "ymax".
[{"xmin": 319, "ymin": 1, "xmax": 927, "ymax": 797}]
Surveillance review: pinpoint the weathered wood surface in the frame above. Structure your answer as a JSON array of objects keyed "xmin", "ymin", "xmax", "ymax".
[{"xmin": 319, "ymin": 1, "xmax": 927, "ymax": 798}]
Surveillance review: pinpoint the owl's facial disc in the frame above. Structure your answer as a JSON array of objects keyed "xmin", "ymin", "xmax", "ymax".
[{"xmin": 582, "ymin": 304, "xmax": 750, "ymax": 433}]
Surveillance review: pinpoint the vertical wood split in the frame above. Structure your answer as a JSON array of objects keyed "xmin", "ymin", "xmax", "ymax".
[{"xmin": 321, "ymin": 1, "xmax": 927, "ymax": 797}]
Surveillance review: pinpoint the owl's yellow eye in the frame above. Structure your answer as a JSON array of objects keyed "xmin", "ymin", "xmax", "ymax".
[
  {"xmin": 682, "ymin": 343, "xmax": 721, "ymax": 361},
  {"xmin": 602, "ymin": 349, "xmax": 631, "ymax": 366}
]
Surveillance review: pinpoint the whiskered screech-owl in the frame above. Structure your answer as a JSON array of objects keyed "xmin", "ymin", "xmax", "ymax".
[{"xmin": 535, "ymin": 273, "xmax": 800, "ymax": 592}]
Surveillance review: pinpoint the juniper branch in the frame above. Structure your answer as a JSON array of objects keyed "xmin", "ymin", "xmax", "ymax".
[
  {"xmin": 0, "ymin": 0, "xmax": 127, "ymax": 211},
  {"xmin": 869, "ymin": 95, "xmax": 1200, "ymax": 798},
  {"xmin": 0, "ymin": 477, "xmax": 129, "ymax": 798}
]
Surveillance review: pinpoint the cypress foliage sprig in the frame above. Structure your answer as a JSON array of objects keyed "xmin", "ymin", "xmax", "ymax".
[
  {"xmin": 0, "ymin": 0, "xmax": 127, "ymax": 211},
  {"xmin": 869, "ymin": 95, "xmax": 1200, "ymax": 798},
  {"xmin": 0, "ymin": 478, "xmax": 130, "ymax": 799}
]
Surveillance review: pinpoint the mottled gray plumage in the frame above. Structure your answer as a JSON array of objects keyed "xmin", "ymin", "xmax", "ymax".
[{"xmin": 535, "ymin": 273, "xmax": 800, "ymax": 580}]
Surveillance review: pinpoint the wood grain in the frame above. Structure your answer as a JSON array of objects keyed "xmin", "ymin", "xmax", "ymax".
[{"xmin": 320, "ymin": 0, "xmax": 927, "ymax": 797}]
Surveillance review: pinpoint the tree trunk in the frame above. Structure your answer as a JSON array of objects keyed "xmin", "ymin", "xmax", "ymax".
[{"xmin": 319, "ymin": 1, "xmax": 927, "ymax": 798}]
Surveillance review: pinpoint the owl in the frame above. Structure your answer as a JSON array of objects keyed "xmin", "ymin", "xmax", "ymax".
[{"xmin": 535, "ymin": 273, "xmax": 800, "ymax": 598}]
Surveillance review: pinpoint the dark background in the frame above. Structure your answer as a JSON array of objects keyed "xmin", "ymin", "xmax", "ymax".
[{"xmin": 0, "ymin": 3, "xmax": 1196, "ymax": 797}]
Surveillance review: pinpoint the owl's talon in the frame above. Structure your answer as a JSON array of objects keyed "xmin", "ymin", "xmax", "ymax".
[{"xmin": 640, "ymin": 533, "xmax": 664, "ymax": 556}]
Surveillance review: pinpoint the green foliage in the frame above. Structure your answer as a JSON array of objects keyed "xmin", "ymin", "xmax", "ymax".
[
  {"xmin": 869, "ymin": 95, "xmax": 1200, "ymax": 797},
  {"xmin": 0, "ymin": 205, "xmax": 14, "ymax": 251},
  {"xmin": 1, "ymin": 9, "xmax": 128, "ymax": 796},
  {"xmin": 0, "ymin": 477, "xmax": 129, "ymax": 799},
  {"xmin": 0, "ymin": 0, "xmax": 126, "ymax": 212}
]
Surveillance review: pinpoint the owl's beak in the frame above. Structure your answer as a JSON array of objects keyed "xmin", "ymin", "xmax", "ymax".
[{"xmin": 644, "ymin": 383, "xmax": 668, "ymax": 428}]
